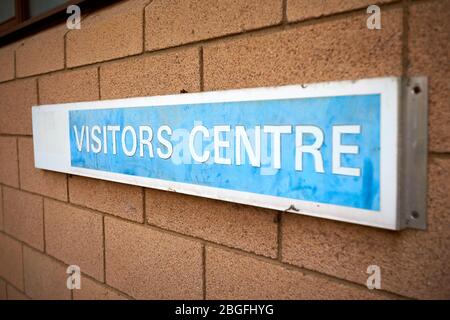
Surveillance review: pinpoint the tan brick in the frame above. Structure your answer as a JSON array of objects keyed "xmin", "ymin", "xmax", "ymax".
[
  {"xmin": 23, "ymin": 246, "xmax": 70, "ymax": 300},
  {"xmin": 44, "ymin": 199, "xmax": 104, "ymax": 281},
  {"xmin": 287, "ymin": 0, "xmax": 397, "ymax": 22},
  {"xmin": 18, "ymin": 137, "xmax": 67, "ymax": 201},
  {"xmin": 69, "ymin": 176, "xmax": 143, "ymax": 222},
  {"xmin": 145, "ymin": 0, "xmax": 283, "ymax": 51},
  {"xmin": 0, "ymin": 278, "xmax": 6, "ymax": 300},
  {"xmin": 100, "ymin": 48, "xmax": 200, "ymax": 99},
  {"xmin": 0, "ymin": 233, "xmax": 23, "ymax": 290},
  {"xmin": 281, "ymin": 157, "xmax": 450, "ymax": 299},
  {"xmin": 206, "ymin": 246, "xmax": 390, "ymax": 299},
  {"xmin": 0, "ymin": 187, "xmax": 3, "ymax": 230},
  {"xmin": 66, "ymin": 0, "xmax": 147, "ymax": 68},
  {"xmin": 105, "ymin": 217, "xmax": 203, "ymax": 299},
  {"xmin": 16, "ymin": 25, "xmax": 65, "ymax": 77},
  {"xmin": 204, "ymin": 8, "xmax": 402, "ymax": 90},
  {"xmin": 408, "ymin": 0, "xmax": 450, "ymax": 152},
  {"xmin": 0, "ymin": 137, "xmax": 18, "ymax": 188},
  {"xmin": 3, "ymin": 188, "xmax": 44, "ymax": 251},
  {"xmin": 0, "ymin": 43, "xmax": 16, "ymax": 82},
  {"xmin": 39, "ymin": 68, "xmax": 99, "ymax": 104},
  {"xmin": 73, "ymin": 277, "xmax": 127, "ymax": 300},
  {"xmin": 6, "ymin": 285, "xmax": 29, "ymax": 300},
  {"xmin": 0, "ymin": 78, "xmax": 37, "ymax": 135},
  {"xmin": 146, "ymin": 189, "xmax": 278, "ymax": 258}
]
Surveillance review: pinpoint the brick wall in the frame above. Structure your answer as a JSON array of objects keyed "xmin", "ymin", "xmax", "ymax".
[{"xmin": 0, "ymin": 0, "xmax": 449, "ymax": 300}]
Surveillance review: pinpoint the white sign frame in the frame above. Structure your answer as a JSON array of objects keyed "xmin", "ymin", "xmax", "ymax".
[{"xmin": 32, "ymin": 77, "xmax": 427, "ymax": 230}]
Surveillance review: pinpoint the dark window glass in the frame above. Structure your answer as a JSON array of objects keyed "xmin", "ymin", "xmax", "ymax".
[
  {"xmin": 28, "ymin": 0, "xmax": 69, "ymax": 18},
  {"xmin": 0, "ymin": 0, "xmax": 16, "ymax": 24},
  {"xmin": 0, "ymin": 0, "xmax": 115, "ymax": 42}
]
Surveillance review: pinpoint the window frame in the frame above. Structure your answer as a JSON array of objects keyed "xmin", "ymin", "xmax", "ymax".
[
  {"xmin": 0, "ymin": 0, "xmax": 117, "ymax": 46},
  {"xmin": 0, "ymin": 0, "xmax": 26, "ymax": 34}
]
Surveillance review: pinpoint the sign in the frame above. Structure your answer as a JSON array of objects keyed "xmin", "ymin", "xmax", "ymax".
[{"xmin": 32, "ymin": 77, "xmax": 428, "ymax": 230}]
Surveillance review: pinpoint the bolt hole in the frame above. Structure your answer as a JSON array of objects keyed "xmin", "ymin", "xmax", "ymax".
[
  {"xmin": 411, "ymin": 211, "xmax": 420, "ymax": 219},
  {"xmin": 412, "ymin": 86, "xmax": 421, "ymax": 95}
]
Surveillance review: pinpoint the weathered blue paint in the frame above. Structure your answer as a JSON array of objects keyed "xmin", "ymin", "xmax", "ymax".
[{"xmin": 69, "ymin": 95, "xmax": 380, "ymax": 210}]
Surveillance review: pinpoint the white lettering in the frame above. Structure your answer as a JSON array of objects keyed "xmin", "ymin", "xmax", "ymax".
[
  {"xmin": 139, "ymin": 126, "xmax": 154, "ymax": 158},
  {"xmin": 73, "ymin": 125, "xmax": 85, "ymax": 152},
  {"xmin": 263, "ymin": 125, "xmax": 291, "ymax": 169},
  {"xmin": 235, "ymin": 126, "xmax": 261, "ymax": 167},
  {"xmin": 332, "ymin": 125, "xmax": 361, "ymax": 176},
  {"xmin": 157, "ymin": 125, "xmax": 173, "ymax": 159},
  {"xmin": 295, "ymin": 126, "xmax": 325, "ymax": 173},
  {"xmin": 121, "ymin": 126, "xmax": 137, "ymax": 157},
  {"xmin": 103, "ymin": 126, "xmax": 108, "ymax": 154},
  {"xmin": 189, "ymin": 125, "xmax": 210, "ymax": 163},
  {"xmin": 91, "ymin": 125, "xmax": 102, "ymax": 153},
  {"xmin": 107, "ymin": 125, "xmax": 120, "ymax": 155},
  {"xmin": 214, "ymin": 125, "xmax": 231, "ymax": 165}
]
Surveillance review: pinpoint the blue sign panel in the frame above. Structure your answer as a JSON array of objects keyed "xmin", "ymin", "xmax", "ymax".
[{"xmin": 69, "ymin": 95, "xmax": 380, "ymax": 211}]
